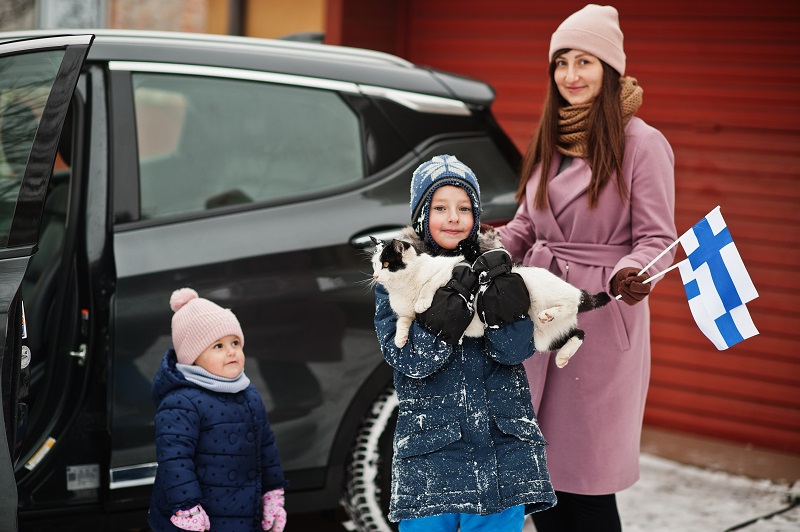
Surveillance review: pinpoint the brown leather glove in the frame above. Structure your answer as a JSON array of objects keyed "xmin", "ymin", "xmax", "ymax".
[{"xmin": 612, "ymin": 267, "xmax": 651, "ymax": 306}]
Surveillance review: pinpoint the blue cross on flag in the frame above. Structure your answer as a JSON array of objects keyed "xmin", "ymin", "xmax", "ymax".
[{"xmin": 677, "ymin": 206, "xmax": 759, "ymax": 350}]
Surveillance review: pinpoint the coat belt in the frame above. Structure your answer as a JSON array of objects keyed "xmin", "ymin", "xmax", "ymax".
[{"xmin": 524, "ymin": 241, "xmax": 629, "ymax": 269}]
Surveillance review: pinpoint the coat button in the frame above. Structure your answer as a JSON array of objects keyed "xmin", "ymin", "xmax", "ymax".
[
  {"xmin": 229, "ymin": 433, "xmax": 239, "ymax": 444},
  {"xmin": 228, "ymin": 470, "xmax": 237, "ymax": 481},
  {"xmin": 246, "ymin": 432, "xmax": 255, "ymax": 442}
]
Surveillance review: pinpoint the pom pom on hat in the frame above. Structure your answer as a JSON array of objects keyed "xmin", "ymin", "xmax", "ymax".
[
  {"xmin": 549, "ymin": 4, "xmax": 626, "ymax": 76},
  {"xmin": 169, "ymin": 287, "xmax": 244, "ymax": 365},
  {"xmin": 170, "ymin": 287, "xmax": 199, "ymax": 312}
]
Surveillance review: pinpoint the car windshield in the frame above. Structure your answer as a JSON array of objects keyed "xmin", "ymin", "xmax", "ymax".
[{"xmin": 0, "ymin": 49, "xmax": 64, "ymax": 248}]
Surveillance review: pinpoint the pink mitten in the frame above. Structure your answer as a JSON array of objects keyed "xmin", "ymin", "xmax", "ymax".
[
  {"xmin": 170, "ymin": 504, "xmax": 211, "ymax": 531},
  {"xmin": 262, "ymin": 488, "xmax": 287, "ymax": 532}
]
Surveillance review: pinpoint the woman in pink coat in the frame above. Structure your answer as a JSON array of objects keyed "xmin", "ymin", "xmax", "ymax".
[{"xmin": 499, "ymin": 5, "xmax": 676, "ymax": 531}]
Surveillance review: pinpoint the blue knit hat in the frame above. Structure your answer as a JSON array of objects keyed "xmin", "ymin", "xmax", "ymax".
[{"xmin": 410, "ymin": 154, "xmax": 481, "ymax": 253}]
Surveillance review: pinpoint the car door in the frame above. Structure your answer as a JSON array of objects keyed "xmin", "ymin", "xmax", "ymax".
[
  {"xmin": 104, "ymin": 60, "xmax": 410, "ymax": 505},
  {"xmin": 0, "ymin": 34, "xmax": 92, "ymax": 531}
]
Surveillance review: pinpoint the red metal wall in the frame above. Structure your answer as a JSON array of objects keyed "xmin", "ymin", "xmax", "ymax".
[{"xmin": 328, "ymin": 0, "xmax": 800, "ymax": 454}]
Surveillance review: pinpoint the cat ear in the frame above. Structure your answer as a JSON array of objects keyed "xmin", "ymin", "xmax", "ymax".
[{"xmin": 392, "ymin": 239, "xmax": 411, "ymax": 254}]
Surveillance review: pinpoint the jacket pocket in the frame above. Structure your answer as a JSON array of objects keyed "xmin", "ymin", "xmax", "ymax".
[
  {"xmin": 494, "ymin": 416, "xmax": 548, "ymax": 446},
  {"xmin": 395, "ymin": 423, "xmax": 462, "ymax": 459},
  {"xmin": 605, "ymin": 301, "xmax": 631, "ymax": 351}
]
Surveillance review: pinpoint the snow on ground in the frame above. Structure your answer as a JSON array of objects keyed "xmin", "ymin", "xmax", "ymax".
[
  {"xmin": 524, "ymin": 453, "xmax": 799, "ymax": 531},
  {"xmin": 618, "ymin": 454, "xmax": 798, "ymax": 531}
]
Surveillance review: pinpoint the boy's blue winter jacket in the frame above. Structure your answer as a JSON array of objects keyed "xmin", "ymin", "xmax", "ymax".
[
  {"xmin": 148, "ymin": 350, "xmax": 286, "ymax": 531},
  {"xmin": 375, "ymin": 285, "xmax": 556, "ymax": 522}
]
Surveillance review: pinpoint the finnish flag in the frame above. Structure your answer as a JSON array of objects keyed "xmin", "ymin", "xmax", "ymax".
[{"xmin": 677, "ymin": 206, "xmax": 759, "ymax": 350}]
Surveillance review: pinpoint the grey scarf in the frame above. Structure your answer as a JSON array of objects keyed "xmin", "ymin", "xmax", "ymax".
[{"xmin": 176, "ymin": 363, "xmax": 251, "ymax": 393}]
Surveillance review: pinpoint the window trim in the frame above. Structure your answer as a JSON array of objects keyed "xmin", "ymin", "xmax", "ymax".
[
  {"xmin": 108, "ymin": 61, "xmax": 470, "ymax": 116},
  {"xmin": 0, "ymin": 34, "xmax": 92, "ymax": 55},
  {"xmin": 109, "ymin": 61, "xmax": 360, "ymax": 93}
]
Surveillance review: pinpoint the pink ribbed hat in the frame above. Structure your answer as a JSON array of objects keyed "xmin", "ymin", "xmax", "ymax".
[
  {"xmin": 549, "ymin": 4, "xmax": 626, "ymax": 76},
  {"xmin": 170, "ymin": 288, "xmax": 244, "ymax": 365}
]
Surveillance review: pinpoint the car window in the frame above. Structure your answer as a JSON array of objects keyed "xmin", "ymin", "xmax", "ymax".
[
  {"xmin": 0, "ymin": 50, "xmax": 64, "ymax": 247},
  {"xmin": 132, "ymin": 73, "xmax": 364, "ymax": 220}
]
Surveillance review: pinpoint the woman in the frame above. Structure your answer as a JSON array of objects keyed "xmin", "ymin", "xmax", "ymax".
[{"xmin": 499, "ymin": 5, "xmax": 677, "ymax": 531}]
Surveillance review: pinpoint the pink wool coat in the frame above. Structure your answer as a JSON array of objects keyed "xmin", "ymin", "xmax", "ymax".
[{"xmin": 499, "ymin": 117, "xmax": 676, "ymax": 495}]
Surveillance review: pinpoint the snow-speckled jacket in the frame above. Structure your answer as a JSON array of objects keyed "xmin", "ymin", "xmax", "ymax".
[
  {"xmin": 148, "ymin": 350, "xmax": 286, "ymax": 531},
  {"xmin": 374, "ymin": 285, "xmax": 556, "ymax": 522}
]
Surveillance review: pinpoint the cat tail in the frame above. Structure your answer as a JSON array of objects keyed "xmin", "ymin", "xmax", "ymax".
[{"xmin": 578, "ymin": 291, "xmax": 611, "ymax": 313}]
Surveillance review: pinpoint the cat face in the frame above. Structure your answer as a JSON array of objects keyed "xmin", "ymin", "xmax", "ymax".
[{"xmin": 371, "ymin": 238, "xmax": 415, "ymax": 286}]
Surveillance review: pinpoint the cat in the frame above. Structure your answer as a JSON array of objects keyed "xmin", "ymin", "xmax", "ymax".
[{"xmin": 370, "ymin": 228, "xmax": 610, "ymax": 368}]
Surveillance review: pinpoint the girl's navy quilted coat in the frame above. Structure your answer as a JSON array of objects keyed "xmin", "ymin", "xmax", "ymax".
[
  {"xmin": 148, "ymin": 350, "xmax": 286, "ymax": 531},
  {"xmin": 374, "ymin": 285, "xmax": 556, "ymax": 522}
]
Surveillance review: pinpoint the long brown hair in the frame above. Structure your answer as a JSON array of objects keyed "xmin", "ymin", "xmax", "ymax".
[{"xmin": 516, "ymin": 52, "xmax": 628, "ymax": 210}]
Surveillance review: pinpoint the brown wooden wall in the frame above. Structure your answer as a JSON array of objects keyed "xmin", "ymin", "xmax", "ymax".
[{"xmin": 328, "ymin": 0, "xmax": 800, "ymax": 454}]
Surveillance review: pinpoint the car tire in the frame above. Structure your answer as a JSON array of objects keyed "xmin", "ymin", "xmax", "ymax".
[{"xmin": 342, "ymin": 385, "xmax": 398, "ymax": 532}]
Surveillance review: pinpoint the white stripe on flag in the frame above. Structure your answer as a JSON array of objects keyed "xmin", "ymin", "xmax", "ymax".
[
  {"xmin": 693, "ymin": 262, "xmax": 725, "ymax": 319},
  {"xmin": 730, "ymin": 304, "xmax": 759, "ymax": 341},
  {"xmin": 679, "ymin": 261, "xmax": 728, "ymax": 350},
  {"xmin": 719, "ymin": 243, "xmax": 758, "ymax": 303},
  {"xmin": 706, "ymin": 206, "xmax": 727, "ymax": 234},
  {"xmin": 679, "ymin": 227, "xmax": 699, "ymax": 255}
]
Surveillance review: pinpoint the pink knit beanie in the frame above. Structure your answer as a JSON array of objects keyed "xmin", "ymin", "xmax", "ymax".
[
  {"xmin": 170, "ymin": 288, "xmax": 244, "ymax": 365},
  {"xmin": 549, "ymin": 4, "xmax": 626, "ymax": 76}
]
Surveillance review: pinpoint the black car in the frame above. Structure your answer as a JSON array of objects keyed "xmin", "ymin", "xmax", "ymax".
[{"xmin": 0, "ymin": 30, "xmax": 521, "ymax": 531}]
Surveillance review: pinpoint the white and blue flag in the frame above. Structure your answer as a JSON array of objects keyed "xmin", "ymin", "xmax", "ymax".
[{"xmin": 677, "ymin": 206, "xmax": 759, "ymax": 350}]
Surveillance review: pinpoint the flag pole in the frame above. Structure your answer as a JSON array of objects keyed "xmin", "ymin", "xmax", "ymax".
[
  {"xmin": 614, "ymin": 259, "xmax": 683, "ymax": 300},
  {"xmin": 637, "ymin": 237, "xmax": 682, "ymax": 275},
  {"xmin": 614, "ymin": 237, "xmax": 684, "ymax": 300},
  {"xmin": 642, "ymin": 260, "xmax": 684, "ymax": 284}
]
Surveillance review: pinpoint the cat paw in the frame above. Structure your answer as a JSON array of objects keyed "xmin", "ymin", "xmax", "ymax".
[
  {"xmin": 555, "ymin": 337, "xmax": 583, "ymax": 368},
  {"xmin": 394, "ymin": 334, "xmax": 408, "ymax": 348},
  {"xmin": 537, "ymin": 311, "xmax": 554, "ymax": 323},
  {"xmin": 414, "ymin": 300, "xmax": 432, "ymax": 314}
]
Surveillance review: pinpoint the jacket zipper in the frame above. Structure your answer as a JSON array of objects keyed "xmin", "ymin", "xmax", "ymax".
[{"xmin": 564, "ymin": 261, "xmax": 570, "ymax": 282}]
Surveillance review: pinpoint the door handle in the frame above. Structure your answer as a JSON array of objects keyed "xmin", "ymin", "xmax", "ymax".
[{"xmin": 349, "ymin": 226, "xmax": 404, "ymax": 249}]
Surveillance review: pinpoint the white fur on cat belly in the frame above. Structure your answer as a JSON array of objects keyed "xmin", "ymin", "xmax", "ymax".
[{"xmin": 461, "ymin": 266, "xmax": 587, "ymax": 367}]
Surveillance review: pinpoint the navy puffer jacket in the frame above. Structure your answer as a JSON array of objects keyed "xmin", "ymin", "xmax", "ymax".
[
  {"xmin": 375, "ymin": 285, "xmax": 556, "ymax": 521},
  {"xmin": 148, "ymin": 350, "xmax": 286, "ymax": 531}
]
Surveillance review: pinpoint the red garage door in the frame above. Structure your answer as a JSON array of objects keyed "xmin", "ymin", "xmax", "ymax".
[{"xmin": 329, "ymin": 0, "xmax": 800, "ymax": 453}]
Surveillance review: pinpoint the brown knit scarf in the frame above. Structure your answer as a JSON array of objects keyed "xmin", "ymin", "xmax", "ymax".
[{"xmin": 556, "ymin": 76, "xmax": 643, "ymax": 158}]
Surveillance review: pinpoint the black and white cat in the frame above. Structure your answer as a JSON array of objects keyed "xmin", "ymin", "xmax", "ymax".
[{"xmin": 370, "ymin": 228, "xmax": 610, "ymax": 368}]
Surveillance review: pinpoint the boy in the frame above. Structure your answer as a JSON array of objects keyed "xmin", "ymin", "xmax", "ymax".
[{"xmin": 373, "ymin": 155, "xmax": 556, "ymax": 531}]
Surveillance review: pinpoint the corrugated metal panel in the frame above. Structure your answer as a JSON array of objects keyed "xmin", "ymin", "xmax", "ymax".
[
  {"xmin": 334, "ymin": 0, "xmax": 800, "ymax": 453},
  {"xmin": 325, "ymin": 0, "xmax": 406, "ymax": 54}
]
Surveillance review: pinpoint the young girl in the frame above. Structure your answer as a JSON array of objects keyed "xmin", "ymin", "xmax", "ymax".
[
  {"xmin": 148, "ymin": 288, "xmax": 287, "ymax": 532},
  {"xmin": 373, "ymin": 154, "xmax": 556, "ymax": 531},
  {"xmin": 499, "ymin": 5, "xmax": 677, "ymax": 530}
]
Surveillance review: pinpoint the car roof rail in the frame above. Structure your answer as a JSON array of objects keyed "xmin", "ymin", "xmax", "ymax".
[{"xmin": 0, "ymin": 28, "xmax": 415, "ymax": 69}]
